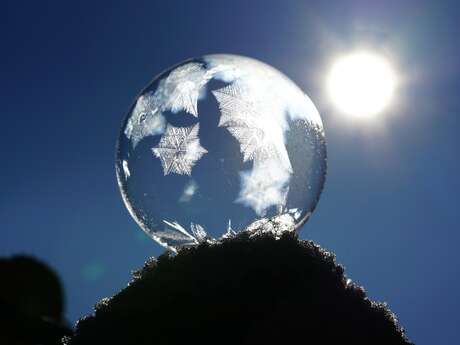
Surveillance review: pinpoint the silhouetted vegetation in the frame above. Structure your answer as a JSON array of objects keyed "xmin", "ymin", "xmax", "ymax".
[
  {"xmin": 69, "ymin": 232, "xmax": 412, "ymax": 345},
  {"xmin": 0, "ymin": 256, "xmax": 71, "ymax": 345}
]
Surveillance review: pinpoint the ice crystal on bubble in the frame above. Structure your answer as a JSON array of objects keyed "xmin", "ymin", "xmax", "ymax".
[
  {"xmin": 124, "ymin": 62, "xmax": 210, "ymax": 148},
  {"xmin": 212, "ymin": 82, "xmax": 292, "ymax": 171},
  {"xmin": 191, "ymin": 223, "xmax": 207, "ymax": 243},
  {"xmin": 212, "ymin": 81, "xmax": 293, "ymax": 215},
  {"xmin": 237, "ymin": 159, "xmax": 291, "ymax": 216},
  {"xmin": 161, "ymin": 62, "xmax": 212, "ymax": 117},
  {"xmin": 222, "ymin": 220, "xmax": 237, "ymax": 239},
  {"xmin": 152, "ymin": 123, "xmax": 207, "ymax": 176},
  {"xmin": 124, "ymin": 93, "xmax": 166, "ymax": 148},
  {"xmin": 158, "ymin": 220, "xmax": 208, "ymax": 247},
  {"xmin": 179, "ymin": 180, "xmax": 198, "ymax": 202}
]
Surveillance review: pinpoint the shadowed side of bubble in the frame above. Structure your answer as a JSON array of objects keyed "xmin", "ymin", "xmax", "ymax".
[{"xmin": 69, "ymin": 232, "xmax": 412, "ymax": 345}]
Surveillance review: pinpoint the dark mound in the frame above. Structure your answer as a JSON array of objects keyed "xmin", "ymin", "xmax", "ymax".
[
  {"xmin": 0, "ymin": 255, "xmax": 71, "ymax": 344},
  {"xmin": 69, "ymin": 232, "xmax": 411, "ymax": 345}
]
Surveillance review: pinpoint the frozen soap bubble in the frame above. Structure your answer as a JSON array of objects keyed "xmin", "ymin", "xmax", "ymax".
[{"xmin": 116, "ymin": 54, "xmax": 327, "ymax": 252}]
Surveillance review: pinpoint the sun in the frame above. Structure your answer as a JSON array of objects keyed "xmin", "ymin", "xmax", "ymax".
[{"xmin": 328, "ymin": 51, "xmax": 396, "ymax": 118}]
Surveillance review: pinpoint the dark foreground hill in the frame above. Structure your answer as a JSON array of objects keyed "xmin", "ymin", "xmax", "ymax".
[
  {"xmin": 0, "ymin": 256, "xmax": 71, "ymax": 345},
  {"xmin": 68, "ymin": 232, "xmax": 412, "ymax": 345}
]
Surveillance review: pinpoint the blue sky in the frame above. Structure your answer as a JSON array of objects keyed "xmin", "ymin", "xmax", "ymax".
[{"xmin": 2, "ymin": 1, "xmax": 459, "ymax": 344}]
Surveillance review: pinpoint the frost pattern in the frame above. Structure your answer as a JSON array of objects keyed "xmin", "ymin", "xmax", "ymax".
[
  {"xmin": 125, "ymin": 62, "xmax": 211, "ymax": 148},
  {"xmin": 206, "ymin": 53, "xmax": 325, "ymax": 216},
  {"xmin": 212, "ymin": 80, "xmax": 293, "ymax": 215},
  {"xmin": 160, "ymin": 220, "xmax": 196, "ymax": 242},
  {"xmin": 160, "ymin": 220, "xmax": 208, "ymax": 245},
  {"xmin": 237, "ymin": 160, "xmax": 291, "ymax": 216},
  {"xmin": 244, "ymin": 210, "xmax": 306, "ymax": 238},
  {"xmin": 222, "ymin": 219, "xmax": 237, "ymax": 239},
  {"xmin": 212, "ymin": 82, "xmax": 292, "ymax": 170},
  {"xmin": 206, "ymin": 54, "xmax": 324, "ymax": 127},
  {"xmin": 122, "ymin": 160, "xmax": 130, "ymax": 180},
  {"xmin": 213, "ymin": 83, "xmax": 263, "ymax": 162},
  {"xmin": 124, "ymin": 93, "xmax": 166, "ymax": 148},
  {"xmin": 179, "ymin": 180, "xmax": 198, "ymax": 202},
  {"xmin": 191, "ymin": 223, "xmax": 207, "ymax": 243},
  {"xmin": 161, "ymin": 63, "xmax": 212, "ymax": 117},
  {"xmin": 152, "ymin": 123, "xmax": 207, "ymax": 176}
]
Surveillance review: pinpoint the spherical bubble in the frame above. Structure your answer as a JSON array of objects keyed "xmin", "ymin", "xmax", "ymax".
[{"xmin": 116, "ymin": 54, "xmax": 327, "ymax": 252}]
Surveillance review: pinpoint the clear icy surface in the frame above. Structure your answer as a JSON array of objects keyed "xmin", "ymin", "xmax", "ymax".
[{"xmin": 116, "ymin": 54, "xmax": 327, "ymax": 252}]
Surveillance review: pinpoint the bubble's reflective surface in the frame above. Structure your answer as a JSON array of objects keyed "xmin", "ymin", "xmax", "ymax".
[{"xmin": 116, "ymin": 55, "xmax": 326, "ymax": 251}]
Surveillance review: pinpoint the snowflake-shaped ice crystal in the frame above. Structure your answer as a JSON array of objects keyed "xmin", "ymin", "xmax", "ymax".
[
  {"xmin": 152, "ymin": 123, "xmax": 207, "ymax": 176},
  {"xmin": 212, "ymin": 82, "xmax": 292, "ymax": 172}
]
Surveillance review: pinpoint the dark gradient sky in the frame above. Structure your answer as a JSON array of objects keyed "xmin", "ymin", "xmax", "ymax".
[{"xmin": 2, "ymin": 1, "xmax": 459, "ymax": 344}]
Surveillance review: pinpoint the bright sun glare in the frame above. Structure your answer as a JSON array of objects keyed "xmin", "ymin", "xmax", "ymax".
[{"xmin": 328, "ymin": 51, "xmax": 396, "ymax": 118}]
